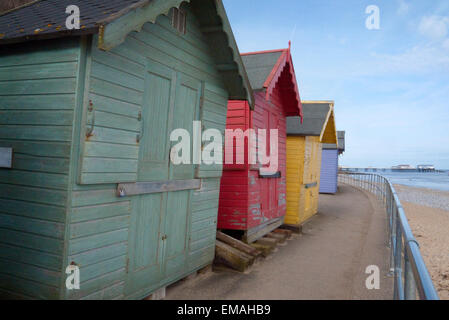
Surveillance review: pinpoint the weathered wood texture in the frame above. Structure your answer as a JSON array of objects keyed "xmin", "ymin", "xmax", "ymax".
[
  {"xmin": 0, "ymin": 38, "xmax": 80, "ymax": 299},
  {"xmin": 218, "ymin": 90, "xmax": 288, "ymax": 232},
  {"xmin": 66, "ymin": 6, "xmax": 228, "ymax": 300},
  {"xmin": 256, "ymin": 237, "xmax": 279, "ymax": 247},
  {"xmin": 0, "ymin": 0, "xmax": 33, "ymax": 13},
  {"xmin": 266, "ymin": 232, "xmax": 287, "ymax": 243},
  {"xmin": 215, "ymin": 240, "xmax": 254, "ymax": 272},
  {"xmin": 285, "ymin": 135, "xmax": 322, "ymax": 226},
  {"xmin": 273, "ymin": 228, "xmax": 293, "ymax": 238},
  {"xmin": 216, "ymin": 231, "xmax": 261, "ymax": 258},
  {"xmin": 0, "ymin": 3, "xmax": 231, "ymax": 300},
  {"xmin": 249, "ymin": 243, "xmax": 273, "ymax": 257}
]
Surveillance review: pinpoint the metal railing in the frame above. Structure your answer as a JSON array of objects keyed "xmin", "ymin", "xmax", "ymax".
[{"xmin": 338, "ymin": 172, "xmax": 439, "ymax": 300}]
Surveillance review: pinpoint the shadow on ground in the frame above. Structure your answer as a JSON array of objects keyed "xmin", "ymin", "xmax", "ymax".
[{"xmin": 166, "ymin": 185, "xmax": 393, "ymax": 300}]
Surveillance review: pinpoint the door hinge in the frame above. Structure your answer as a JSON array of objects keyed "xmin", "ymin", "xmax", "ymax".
[{"xmin": 125, "ymin": 258, "xmax": 129, "ymax": 273}]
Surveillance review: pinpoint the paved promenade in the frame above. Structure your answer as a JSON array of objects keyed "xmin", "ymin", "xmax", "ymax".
[{"xmin": 166, "ymin": 184, "xmax": 394, "ymax": 300}]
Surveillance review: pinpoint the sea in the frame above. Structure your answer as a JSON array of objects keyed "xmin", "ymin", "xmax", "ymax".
[{"xmin": 364, "ymin": 171, "xmax": 449, "ymax": 192}]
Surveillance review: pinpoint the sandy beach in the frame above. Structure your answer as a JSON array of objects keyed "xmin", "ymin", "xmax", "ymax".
[{"xmin": 395, "ymin": 185, "xmax": 449, "ymax": 300}]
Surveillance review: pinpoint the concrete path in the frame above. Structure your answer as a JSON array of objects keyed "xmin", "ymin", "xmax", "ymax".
[{"xmin": 166, "ymin": 184, "xmax": 394, "ymax": 300}]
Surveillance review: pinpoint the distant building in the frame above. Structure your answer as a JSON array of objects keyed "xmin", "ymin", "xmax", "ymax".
[
  {"xmin": 392, "ymin": 164, "xmax": 414, "ymax": 170},
  {"xmin": 417, "ymin": 165, "xmax": 435, "ymax": 172}
]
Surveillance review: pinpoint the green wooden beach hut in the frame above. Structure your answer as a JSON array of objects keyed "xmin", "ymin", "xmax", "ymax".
[{"xmin": 0, "ymin": 0, "xmax": 253, "ymax": 299}]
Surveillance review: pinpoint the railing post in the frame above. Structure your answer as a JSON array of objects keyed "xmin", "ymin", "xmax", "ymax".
[
  {"xmin": 376, "ymin": 177, "xmax": 380, "ymax": 200},
  {"xmin": 386, "ymin": 182, "xmax": 392, "ymax": 248},
  {"xmin": 394, "ymin": 215, "xmax": 404, "ymax": 300},
  {"xmin": 404, "ymin": 248, "xmax": 417, "ymax": 300},
  {"xmin": 343, "ymin": 172, "xmax": 439, "ymax": 300},
  {"xmin": 389, "ymin": 202, "xmax": 396, "ymax": 276}
]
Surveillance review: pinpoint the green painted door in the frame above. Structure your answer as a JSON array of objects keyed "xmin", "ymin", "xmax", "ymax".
[
  {"xmin": 126, "ymin": 61, "xmax": 201, "ymax": 296},
  {"xmin": 163, "ymin": 73, "xmax": 201, "ymax": 278}
]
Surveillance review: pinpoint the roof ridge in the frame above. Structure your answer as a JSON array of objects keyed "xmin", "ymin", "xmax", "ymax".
[
  {"xmin": 240, "ymin": 48, "xmax": 287, "ymax": 56},
  {"xmin": 301, "ymin": 100, "xmax": 335, "ymax": 105},
  {"xmin": 0, "ymin": 0, "xmax": 42, "ymax": 17}
]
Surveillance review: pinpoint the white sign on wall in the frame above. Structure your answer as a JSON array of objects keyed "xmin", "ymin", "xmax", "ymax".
[{"xmin": 0, "ymin": 148, "xmax": 13, "ymax": 168}]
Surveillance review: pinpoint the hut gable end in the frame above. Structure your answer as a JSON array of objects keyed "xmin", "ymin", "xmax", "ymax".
[
  {"xmin": 241, "ymin": 45, "xmax": 302, "ymax": 117},
  {"xmin": 0, "ymin": 0, "xmax": 254, "ymax": 108},
  {"xmin": 0, "ymin": 0, "xmax": 252, "ymax": 300},
  {"xmin": 287, "ymin": 101, "xmax": 337, "ymax": 145}
]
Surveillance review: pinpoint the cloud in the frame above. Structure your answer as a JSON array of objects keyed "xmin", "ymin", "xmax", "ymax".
[
  {"xmin": 397, "ymin": 0, "xmax": 409, "ymax": 16},
  {"xmin": 370, "ymin": 43, "xmax": 449, "ymax": 74},
  {"xmin": 365, "ymin": 15, "xmax": 449, "ymax": 75},
  {"xmin": 418, "ymin": 15, "xmax": 449, "ymax": 40},
  {"xmin": 443, "ymin": 38, "xmax": 449, "ymax": 50}
]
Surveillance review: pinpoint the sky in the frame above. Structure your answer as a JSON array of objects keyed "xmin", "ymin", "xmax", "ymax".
[{"xmin": 223, "ymin": 0, "xmax": 449, "ymax": 169}]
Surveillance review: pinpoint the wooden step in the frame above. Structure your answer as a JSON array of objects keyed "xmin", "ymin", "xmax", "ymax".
[
  {"xmin": 216, "ymin": 231, "xmax": 262, "ymax": 258},
  {"xmin": 273, "ymin": 228, "xmax": 293, "ymax": 239},
  {"xmin": 249, "ymin": 243, "xmax": 273, "ymax": 257},
  {"xmin": 215, "ymin": 240, "xmax": 255, "ymax": 272},
  {"xmin": 266, "ymin": 232, "xmax": 287, "ymax": 243},
  {"xmin": 256, "ymin": 237, "xmax": 279, "ymax": 247},
  {"xmin": 280, "ymin": 224, "xmax": 302, "ymax": 234}
]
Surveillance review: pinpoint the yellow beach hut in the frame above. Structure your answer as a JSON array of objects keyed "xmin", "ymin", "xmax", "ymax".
[{"xmin": 285, "ymin": 101, "xmax": 338, "ymax": 229}]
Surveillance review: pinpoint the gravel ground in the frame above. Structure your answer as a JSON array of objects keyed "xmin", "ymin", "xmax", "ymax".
[
  {"xmin": 394, "ymin": 184, "xmax": 449, "ymax": 211},
  {"xmin": 393, "ymin": 184, "xmax": 449, "ymax": 299},
  {"xmin": 401, "ymin": 201, "xmax": 449, "ymax": 300}
]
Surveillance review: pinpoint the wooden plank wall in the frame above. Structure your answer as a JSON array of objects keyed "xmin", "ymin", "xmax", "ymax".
[
  {"xmin": 218, "ymin": 100, "xmax": 249, "ymax": 230},
  {"xmin": 285, "ymin": 136, "xmax": 306, "ymax": 226},
  {"xmin": 285, "ymin": 136, "xmax": 323, "ymax": 226},
  {"xmin": 66, "ymin": 6, "xmax": 228, "ymax": 300},
  {"xmin": 302, "ymin": 136, "xmax": 321, "ymax": 221},
  {"xmin": 248, "ymin": 90, "xmax": 287, "ymax": 229},
  {"xmin": 319, "ymin": 149, "xmax": 339, "ymax": 194},
  {"xmin": 0, "ymin": 38, "xmax": 81, "ymax": 299},
  {"xmin": 218, "ymin": 86, "xmax": 289, "ymax": 232}
]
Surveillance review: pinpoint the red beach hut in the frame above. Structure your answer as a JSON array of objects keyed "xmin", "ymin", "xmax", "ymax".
[{"xmin": 218, "ymin": 44, "xmax": 303, "ymax": 243}]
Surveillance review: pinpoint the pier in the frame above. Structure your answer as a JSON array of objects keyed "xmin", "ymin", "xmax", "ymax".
[{"xmin": 340, "ymin": 167, "xmax": 441, "ymax": 173}]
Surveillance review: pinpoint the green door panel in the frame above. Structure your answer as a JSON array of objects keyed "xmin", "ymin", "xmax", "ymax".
[
  {"xmin": 164, "ymin": 190, "xmax": 190, "ymax": 259},
  {"xmin": 125, "ymin": 193, "xmax": 164, "ymax": 295},
  {"xmin": 126, "ymin": 65, "xmax": 202, "ymax": 296},
  {"xmin": 138, "ymin": 60, "xmax": 176, "ymax": 182},
  {"xmin": 169, "ymin": 73, "xmax": 201, "ymax": 181}
]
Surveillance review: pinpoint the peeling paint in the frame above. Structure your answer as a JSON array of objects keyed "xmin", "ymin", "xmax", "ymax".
[{"xmin": 249, "ymin": 176, "xmax": 256, "ymax": 185}]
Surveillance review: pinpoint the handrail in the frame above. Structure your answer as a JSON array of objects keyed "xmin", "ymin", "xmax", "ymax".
[{"xmin": 338, "ymin": 172, "xmax": 439, "ymax": 300}]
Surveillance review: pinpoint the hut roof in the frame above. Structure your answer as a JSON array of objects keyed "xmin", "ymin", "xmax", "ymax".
[
  {"xmin": 286, "ymin": 101, "xmax": 337, "ymax": 144},
  {"xmin": 0, "ymin": 0, "xmax": 143, "ymax": 41},
  {"xmin": 322, "ymin": 131, "xmax": 345, "ymax": 153},
  {"xmin": 0, "ymin": 0, "xmax": 254, "ymax": 107},
  {"xmin": 337, "ymin": 131, "xmax": 345, "ymax": 152},
  {"xmin": 241, "ymin": 44, "xmax": 302, "ymax": 118}
]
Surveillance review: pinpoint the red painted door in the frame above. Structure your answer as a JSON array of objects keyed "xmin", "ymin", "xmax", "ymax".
[
  {"xmin": 260, "ymin": 109, "xmax": 279, "ymax": 221},
  {"xmin": 260, "ymin": 109, "xmax": 270, "ymax": 220},
  {"xmin": 268, "ymin": 112, "xmax": 279, "ymax": 219}
]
